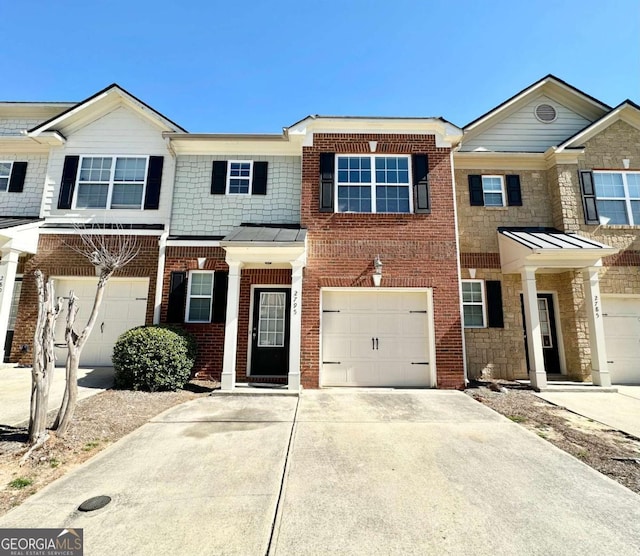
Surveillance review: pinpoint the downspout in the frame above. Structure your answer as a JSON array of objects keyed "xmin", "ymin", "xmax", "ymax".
[
  {"xmin": 153, "ymin": 230, "xmax": 168, "ymax": 324},
  {"xmin": 153, "ymin": 136, "xmax": 176, "ymax": 325},
  {"xmin": 450, "ymin": 148, "xmax": 468, "ymax": 386}
]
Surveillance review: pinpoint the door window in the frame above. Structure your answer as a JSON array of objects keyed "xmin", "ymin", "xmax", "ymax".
[
  {"xmin": 538, "ymin": 298, "xmax": 552, "ymax": 348},
  {"xmin": 258, "ymin": 292, "xmax": 286, "ymax": 347}
]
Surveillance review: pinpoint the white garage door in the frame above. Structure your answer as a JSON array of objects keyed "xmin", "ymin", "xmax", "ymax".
[
  {"xmin": 53, "ymin": 278, "xmax": 149, "ymax": 366},
  {"xmin": 321, "ymin": 290, "xmax": 433, "ymax": 387},
  {"xmin": 603, "ymin": 296, "xmax": 640, "ymax": 384}
]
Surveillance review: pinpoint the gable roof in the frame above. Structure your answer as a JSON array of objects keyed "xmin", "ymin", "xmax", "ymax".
[
  {"xmin": 27, "ymin": 83, "xmax": 186, "ymax": 135},
  {"xmin": 464, "ymin": 75, "xmax": 611, "ymax": 132},
  {"xmin": 557, "ymin": 99, "xmax": 640, "ymax": 151}
]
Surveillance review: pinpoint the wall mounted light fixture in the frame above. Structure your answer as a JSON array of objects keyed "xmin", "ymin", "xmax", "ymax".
[
  {"xmin": 623, "ymin": 158, "xmax": 630, "ymax": 169},
  {"xmin": 373, "ymin": 255, "xmax": 383, "ymax": 287},
  {"xmin": 197, "ymin": 257, "xmax": 207, "ymax": 270}
]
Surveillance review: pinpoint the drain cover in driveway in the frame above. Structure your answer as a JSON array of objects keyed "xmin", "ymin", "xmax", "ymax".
[{"xmin": 78, "ymin": 495, "xmax": 111, "ymax": 512}]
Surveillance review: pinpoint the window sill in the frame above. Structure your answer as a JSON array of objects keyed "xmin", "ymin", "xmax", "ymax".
[
  {"xmin": 484, "ymin": 206, "xmax": 508, "ymax": 211},
  {"xmin": 597, "ymin": 224, "xmax": 640, "ymax": 230}
]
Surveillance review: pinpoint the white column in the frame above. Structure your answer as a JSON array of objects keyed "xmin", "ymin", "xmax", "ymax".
[
  {"xmin": 583, "ymin": 267, "xmax": 611, "ymax": 387},
  {"xmin": 521, "ymin": 267, "xmax": 547, "ymax": 390},
  {"xmin": 288, "ymin": 261, "xmax": 304, "ymax": 391},
  {"xmin": 221, "ymin": 260, "xmax": 243, "ymax": 391},
  {"xmin": 0, "ymin": 249, "xmax": 20, "ymax": 362}
]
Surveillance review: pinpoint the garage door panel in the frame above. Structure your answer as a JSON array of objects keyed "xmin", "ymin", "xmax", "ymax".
[
  {"xmin": 603, "ymin": 297, "xmax": 640, "ymax": 384},
  {"xmin": 53, "ymin": 278, "xmax": 149, "ymax": 367},
  {"xmin": 321, "ymin": 290, "xmax": 432, "ymax": 388}
]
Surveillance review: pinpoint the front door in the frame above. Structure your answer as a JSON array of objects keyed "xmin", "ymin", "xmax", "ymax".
[
  {"xmin": 250, "ymin": 288, "xmax": 291, "ymax": 376},
  {"xmin": 521, "ymin": 293, "xmax": 561, "ymax": 374}
]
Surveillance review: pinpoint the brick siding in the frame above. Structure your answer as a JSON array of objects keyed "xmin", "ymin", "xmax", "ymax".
[
  {"xmin": 300, "ymin": 133, "xmax": 464, "ymax": 389},
  {"xmin": 10, "ymin": 234, "xmax": 159, "ymax": 364}
]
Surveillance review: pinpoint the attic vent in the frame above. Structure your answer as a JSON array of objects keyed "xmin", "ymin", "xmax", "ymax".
[{"xmin": 535, "ymin": 103, "xmax": 557, "ymax": 123}]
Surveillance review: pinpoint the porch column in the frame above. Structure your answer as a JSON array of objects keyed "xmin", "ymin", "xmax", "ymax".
[
  {"xmin": 521, "ymin": 266, "xmax": 547, "ymax": 390},
  {"xmin": 288, "ymin": 260, "xmax": 304, "ymax": 391},
  {"xmin": 583, "ymin": 267, "xmax": 611, "ymax": 387},
  {"xmin": 0, "ymin": 249, "xmax": 20, "ymax": 362},
  {"xmin": 221, "ymin": 260, "xmax": 243, "ymax": 391}
]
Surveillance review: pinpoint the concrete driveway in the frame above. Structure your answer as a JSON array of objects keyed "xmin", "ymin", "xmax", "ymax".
[
  {"xmin": 537, "ymin": 386, "xmax": 640, "ymax": 439},
  {"xmin": 0, "ymin": 366, "xmax": 114, "ymax": 426},
  {"xmin": 1, "ymin": 390, "xmax": 639, "ymax": 555}
]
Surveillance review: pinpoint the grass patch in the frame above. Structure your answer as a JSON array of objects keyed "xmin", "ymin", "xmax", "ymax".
[
  {"xmin": 9, "ymin": 477, "xmax": 33, "ymax": 489},
  {"xmin": 49, "ymin": 458, "xmax": 60, "ymax": 468},
  {"xmin": 82, "ymin": 441, "xmax": 100, "ymax": 452},
  {"xmin": 508, "ymin": 415, "xmax": 527, "ymax": 423}
]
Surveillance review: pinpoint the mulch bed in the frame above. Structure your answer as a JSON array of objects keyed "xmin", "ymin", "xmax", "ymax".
[
  {"xmin": 466, "ymin": 380, "xmax": 640, "ymax": 495},
  {"xmin": 0, "ymin": 380, "xmax": 218, "ymax": 517}
]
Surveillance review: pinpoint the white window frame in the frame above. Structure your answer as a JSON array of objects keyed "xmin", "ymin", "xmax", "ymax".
[
  {"xmin": 335, "ymin": 155, "xmax": 414, "ymax": 214},
  {"xmin": 593, "ymin": 170, "xmax": 640, "ymax": 225},
  {"xmin": 462, "ymin": 279, "xmax": 486, "ymax": 328},
  {"xmin": 72, "ymin": 155, "xmax": 149, "ymax": 210},
  {"xmin": 0, "ymin": 161, "xmax": 13, "ymax": 192},
  {"xmin": 226, "ymin": 160, "xmax": 253, "ymax": 195},
  {"xmin": 185, "ymin": 270, "xmax": 215, "ymax": 323},
  {"xmin": 481, "ymin": 175, "xmax": 506, "ymax": 207}
]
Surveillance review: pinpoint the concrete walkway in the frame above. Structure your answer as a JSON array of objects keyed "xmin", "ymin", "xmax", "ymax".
[
  {"xmin": 0, "ymin": 366, "xmax": 114, "ymax": 426},
  {"xmin": 536, "ymin": 386, "xmax": 640, "ymax": 439},
  {"xmin": 1, "ymin": 391, "xmax": 639, "ymax": 555}
]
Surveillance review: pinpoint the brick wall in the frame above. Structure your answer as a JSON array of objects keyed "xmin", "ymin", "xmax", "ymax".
[
  {"xmin": 162, "ymin": 246, "xmax": 291, "ymax": 381},
  {"xmin": 10, "ymin": 234, "xmax": 159, "ymax": 364},
  {"xmin": 300, "ymin": 133, "xmax": 464, "ymax": 389}
]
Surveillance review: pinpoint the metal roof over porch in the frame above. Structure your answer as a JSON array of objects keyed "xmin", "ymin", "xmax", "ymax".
[{"xmin": 497, "ymin": 227, "xmax": 619, "ymax": 273}]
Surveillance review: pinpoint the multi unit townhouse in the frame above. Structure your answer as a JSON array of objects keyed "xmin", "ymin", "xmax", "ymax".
[
  {"xmin": 455, "ymin": 75, "xmax": 639, "ymax": 389},
  {"xmin": 1, "ymin": 75, "xmax": 638, "ymax": 390}
]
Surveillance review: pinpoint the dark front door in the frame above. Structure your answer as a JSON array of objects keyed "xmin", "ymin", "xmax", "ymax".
[
  {"xmin": 250, "ymin": 288, "xmax": 291, "ymax": 376},
  {"xmin": 521, "ymin": 293, "xmax": 561, "ymax": 374}
]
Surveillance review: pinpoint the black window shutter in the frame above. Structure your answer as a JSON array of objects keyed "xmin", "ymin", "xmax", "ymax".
[
  {"xmin": 506, "ymin": 175, "xmax": 522, "ymax": 206},
  {"xmin": 468, "ymin": 175, "xmax": 484, "ymax": 206},
  {"xmin": 319, "ymin": 153, "xmax": 335, "ymax": 212},
  {"xmin": 211, "ymin": 161, "xmax": 228, "ymax": 194},
  {"xmin": 58, "ymin": 156, "xmax": 79, "ymax": 209},
  {"xmin": 251, "ymin": 162, "xmax": 268, "ymax": 195},
  {"xmin": 212, "ymin": 271, "xmax": 229, "ymax": 323},
  {"xmin": 579, "ymin": 170, "xmax": 599, "ymax": 224},
  {"xmin": 143, "ymin": 156, "xmax": 163, "ymax": 210},
  {"xmin": 486, "ymin": 280, "xmax": 504, "ymax": 328},
  {"xmin": 7, "ymin": 162, "xmax": 27, "ymax": 193},
  {"xmin": 167, "ymin": 271, "xmax": 187, "ymax": 323},
  {"xmin": 412, "ymin": 154, "xmax": 430, "ymax": 214}
]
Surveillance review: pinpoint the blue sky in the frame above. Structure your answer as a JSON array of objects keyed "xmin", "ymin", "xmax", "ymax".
[{"xmin": 2, "ymin": 1, "xmax": 638, "ymax": 132}]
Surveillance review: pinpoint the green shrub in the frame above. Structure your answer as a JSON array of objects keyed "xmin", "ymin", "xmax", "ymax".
[{"xmin": 113, "ymin": 326, "xmax": 197, "ymax": 392}]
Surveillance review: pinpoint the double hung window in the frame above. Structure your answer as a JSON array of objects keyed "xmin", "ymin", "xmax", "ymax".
[
  {"xmin": 227, "ymin": 161, "xmax": 253, "ymax": 194},
  {"xmin": 462, "ymin": 280, "xmax": 486, "ymax": 328},
  {"xmin": 481, "ymin": 176, "xmax": 505, "ymax": 207},
  {"xmin": 593, "ymin": 171, "xmax": 640, "ymax": 225},
  {"xmin": 0, "ymin": 162, "xmax": 12, "ymax": 191},
  {"xmin": 186, "ymin": 271, "xmax": 214, "ymax": 323},
  {"xmin": 75, "ymin": 156, "xmax": 147, "ymax": 209},
  {"xmin": 336, "ymin": 155, "xmax": 411, "ymax": 213}
]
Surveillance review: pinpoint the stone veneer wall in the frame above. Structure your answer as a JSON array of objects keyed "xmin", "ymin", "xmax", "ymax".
[{"xmin": 455, "ymin": 168, "xmax": 555, "ymax": 253}]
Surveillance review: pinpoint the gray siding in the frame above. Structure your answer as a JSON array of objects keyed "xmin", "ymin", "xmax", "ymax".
[
  {"xmin": 0, "ymin": 118, "xmax": 45, "ymax": 136},
  {"xmin": 171, "ymin": 155, "xmax": 301, "ymax": 236},
  {"xmin": 0, "ymin": 153, "xmax": 48, "ymax": 216},
  {"xmin": 461, "ymin": 95, "xmax": 592, "ymax": 153}
]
